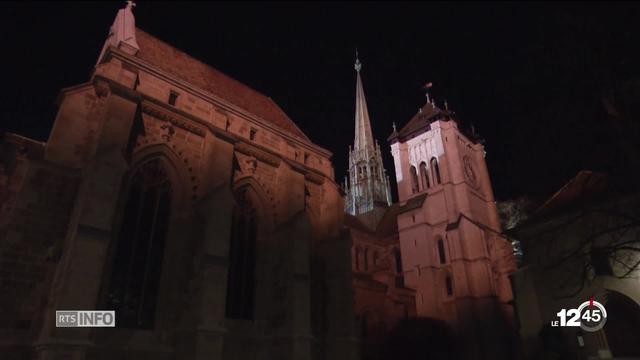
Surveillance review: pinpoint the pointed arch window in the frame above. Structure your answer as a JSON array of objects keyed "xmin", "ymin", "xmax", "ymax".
[
  {"xmin": 430, "ymin": 157, "xmax": 441, "ymax": 184},
  {"xmin": 225, "ymin": 188, "xmax": 257, "ymax": 320},
  {"xmin": 409, "ymin": 166, "xmax": 419, "ymax": 194},
  {"xmin": 354, "ymin": 247, "xmax": 360, "ymax": 271},
  {"xmin": 419, "ymin": 162, "xmax": 430, "ymax": 190},
  {"xmin": 105, "ymin": 159, "xmax": 172, "ymax": 329},
  {"xmin": 437, "ymin": 238, "xmax": 446, "ymax": 265}
]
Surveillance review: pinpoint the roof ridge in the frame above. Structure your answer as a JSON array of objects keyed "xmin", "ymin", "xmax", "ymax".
[{"xmin": 264, "ymin": 96, "xmax": 307, "ymax": 140}]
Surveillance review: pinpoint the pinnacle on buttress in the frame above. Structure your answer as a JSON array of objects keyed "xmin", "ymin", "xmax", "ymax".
[{"xmin": 96, "ymin": 1, "xmax": 140, "ymax": 65}]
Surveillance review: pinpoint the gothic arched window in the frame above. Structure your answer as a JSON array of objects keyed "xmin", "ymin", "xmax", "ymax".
[
  {"xmin": 410, "ymin": 166, "xmax": 419, "ymax": 194},
  {"xmin": 106, "ymin": 159, "xmax": 172, "ymax": 329},
  {"xmin": 225, "ymin": 188, "xmax": 257, "ymax": 320},
  {"xmin": 430, "ymin": 157, "xmax": 441, "ymax": 184},
  {"xmin": 354, "ymin": 247, "xmax": 360, "ymax": 270},
  {"xmin": 437, "ymin": 238, "xmax": 446, "ymax": 265},
  {"xmin": 419, "ymin": 162, "xmax": 430, "ymax": 190}
]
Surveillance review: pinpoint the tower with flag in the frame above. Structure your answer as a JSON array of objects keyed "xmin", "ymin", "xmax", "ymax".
[{"xmin": 344, "ymin": 54, "xmax": 392, "ymax": 227}]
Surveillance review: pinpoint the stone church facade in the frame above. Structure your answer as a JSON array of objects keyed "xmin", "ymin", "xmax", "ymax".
[
  {"xmin": 0, "ymin": 4, "xmax": 358, "ymax": 360},
  {"xmin": 0, "ymin": 4, "xmax": 517, "ymax": 360}
]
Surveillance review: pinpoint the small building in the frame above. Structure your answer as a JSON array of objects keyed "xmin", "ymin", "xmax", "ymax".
[{"xmin": 511, "ymin": 170, "xmax": 640, "ymax": 359}]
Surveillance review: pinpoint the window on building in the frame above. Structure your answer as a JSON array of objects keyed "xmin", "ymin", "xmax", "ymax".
[
  {"xmin": 225, "ymin": 188, "xmax": 257, "ymax": 320},
  {"xmin": 168, "ymin": 91, "xmax": 179, "ymax": 106},
  {"xmin": 394, "ymin": 248, "xmax": 403, "ymax": 274},
  {"xmin": 431, "ymin": 157, "xmax": 441, "ymax": 184},
  {"xmin": 249, "ymin": 128, "xmax": 257, "ymax": 141},
  {"xmin": 437, "ymin": 238, "xmax": 446, "ymax": 264},
  {"xmin": 445, "ymin": 274, "xmax": 453, "ymax": 296},
  {"xmin": 354, "ymin": 247, "xmax": 360, "ymax": 271},
  {"xmin": 105, "ymin": 159, "xmax": 172, "ymax": 329},
  {"xmin": 420, "ymin": 162, "xmax": 430, "ymax": 189},
  {"xmin": 410, "ymin": 166, "xmax": 419, "ymax": 193},
  {"xmin": 373, "ymin": 251, "xmax": 378, "ymax": 267}
]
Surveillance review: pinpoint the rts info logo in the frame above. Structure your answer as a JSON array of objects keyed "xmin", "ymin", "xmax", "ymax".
[
  {"xmin": 551, "ymin": 297, "xmax": 607, "ymax": 332},
  {"xmin": 56, "ymin": 311, "xmax": 115, "ymax": 328}
]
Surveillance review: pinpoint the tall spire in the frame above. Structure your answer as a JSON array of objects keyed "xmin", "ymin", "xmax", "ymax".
[
  {"xmin": 345, "ymin": 52, "xmax": 392, "ymax": 222},
  {"xmin": 353, "ymin": 54, "xmax": 375, "ymax": 151}
]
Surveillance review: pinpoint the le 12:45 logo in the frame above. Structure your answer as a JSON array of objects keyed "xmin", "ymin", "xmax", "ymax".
[{"xmin": 551, "ymin": 297, "xmax": 607, "ymax": 332}]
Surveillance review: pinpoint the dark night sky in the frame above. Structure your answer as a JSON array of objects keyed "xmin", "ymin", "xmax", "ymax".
[{"xmin": 2, "ymin": 2, "xmax": 640, "ymax": 201}]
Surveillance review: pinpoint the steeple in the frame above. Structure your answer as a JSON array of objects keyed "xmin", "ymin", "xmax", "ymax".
[
  {"xmin": 353, "ymin": 54, "xmax": 375, "ymax": 151},
  {"xmin": 345, "ymin": 53, "xmax": 392, "ymax": 225}
]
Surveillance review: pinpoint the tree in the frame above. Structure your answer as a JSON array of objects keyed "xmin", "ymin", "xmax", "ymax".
[{"xmin": 513, "ymin": 173, "xmax": 640, "ymax": 299}]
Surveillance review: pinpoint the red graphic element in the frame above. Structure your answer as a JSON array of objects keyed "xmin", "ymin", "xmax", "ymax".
[{"xmin": 589, "ymin": 296, "xmax": 594, "ymax": 307}]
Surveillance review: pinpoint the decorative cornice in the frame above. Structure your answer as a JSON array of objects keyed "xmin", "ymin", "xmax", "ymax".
[
  {"xmin": 102, "ymin": 46, "xmax": 333, "ymax": 159},
  {"xmin": 305, "ymin": 172, "xmax": 325, "ymax": 185},
  {"xmin": 235, "ymin": 141, "xmax": 281, "ymax": 168},
  {"xmin": 91, "ymin": 73, "xmax": 334, "ymax": 184},
  {"xmin": 141, "ymin": 100, "xmax": 205, "ymax": 137},
  {"xmin": 283, "ymin": 158, "xmax": 326, "ymax": 185}
]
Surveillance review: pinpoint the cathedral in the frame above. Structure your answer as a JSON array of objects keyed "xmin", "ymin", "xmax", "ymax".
[
  {"xmin": 343, "ymin": 54, "xmax": 518, "ymax": 359},
  {"xmin": 0, "ymin": 4, "xmax": 517, "ymax": 360}
]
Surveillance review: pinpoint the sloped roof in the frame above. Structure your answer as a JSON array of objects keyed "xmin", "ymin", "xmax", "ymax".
[
  {"xmin": 397, "ymin": 193, "xmax": 427, "ymax": 214},
  {"xmin": 134, "ymin": 28, "xmax": 309, "ymax": 141},
  {"xmin": 388, "ymin": 103, "xmax": 452, "ymax": 142},
  {"xmin": 344, "ymin": 213, "xmax": 373, "ymax": 234},
  {"xmin": 344, "ymin": 203, "xmax": 402, "ymax": 238},
  {"xmin": 373, "ymin": 203, "xmax": 402, "ymax": 239},
  {"xmin": 532, "ymin": 170, "xmax": 609, "ymax": 218},
  {"xmin": 514, "ymin": 170, "xmax": 636, "ymax": 231}
]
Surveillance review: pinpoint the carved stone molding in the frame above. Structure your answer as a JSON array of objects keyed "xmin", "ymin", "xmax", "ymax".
[
  {"xmin": 235, "ymin": 141, "xmax": 281, "ymax": 168},
  {"xmin": 305, "ymin": 171, "xmax": 325, "ymax": 185},
  {"xmin": 94, "ymin": 79, "xmax": 111, "ymax": 98},
  {"xmin": 141, "ymin": 101, "xmax": 206, "ymax": 137},
  {"xmin": 283, "ymin": 158, "xmax": 326, "ymax": 185}
]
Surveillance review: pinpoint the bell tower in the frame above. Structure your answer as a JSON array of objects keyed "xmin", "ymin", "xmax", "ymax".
[
  {"xmin": 344, "ymin": 54, "xmax": 392, "ymax": 229},
  {"xmin": 389, "ymin": 99, "xmax": 517, "ymax": 358}
]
